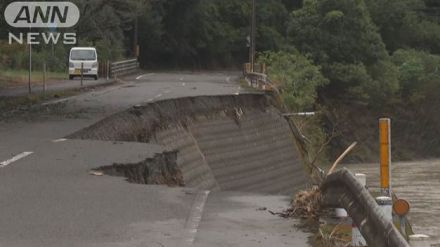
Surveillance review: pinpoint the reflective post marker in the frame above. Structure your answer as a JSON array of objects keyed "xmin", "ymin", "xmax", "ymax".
[
  {"xmin": 106, "ymin": 60, "xmax": 110, "ymax": 81},
  {"xmin": 379, "ymin": 118, "xmax": 392, "ymax": 196},
  {"xmin": 80, "ymin": 62, "xmax": 84, "ymax": 87},
  {"xmin": 28, "ymin": 34, "xmax": 32, "ymax": 94},
  {"xmin": 43, "ymin": 62, "xmax": 46, "ymax": 95}
]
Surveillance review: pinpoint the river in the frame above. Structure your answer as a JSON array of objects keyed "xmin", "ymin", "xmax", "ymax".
[{"xmin": 346, "ymin": 159, "xmax": 440, "ymax": 245}]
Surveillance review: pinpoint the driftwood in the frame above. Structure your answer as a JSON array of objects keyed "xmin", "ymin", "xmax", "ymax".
[{"xmin": 327, "ymin": 142, "xmax": 357, "ymax": 176}]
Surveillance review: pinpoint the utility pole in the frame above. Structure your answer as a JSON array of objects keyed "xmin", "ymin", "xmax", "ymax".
[{"xmin": 250, "ymin": 0, "xmax": 256, "ymax": 73}]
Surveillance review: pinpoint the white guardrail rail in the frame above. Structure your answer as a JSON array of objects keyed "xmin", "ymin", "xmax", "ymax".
[
  {"xmin": 246, "ymin": 72, "xmax": 270, "ymax": 90},
  {"xmin": 110, "ymin": 58, "xmax": 140, "ymax": 78}
]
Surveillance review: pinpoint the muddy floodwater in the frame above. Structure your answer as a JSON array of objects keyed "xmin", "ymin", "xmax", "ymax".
[{"xmin": 346, "ymin": 159, "xmax": 440, "ymax": 245}]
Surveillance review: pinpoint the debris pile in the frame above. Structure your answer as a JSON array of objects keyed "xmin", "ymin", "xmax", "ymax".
[{"xmin": 273, "ymin": 187, "xmax": 321, "ymax": 219}]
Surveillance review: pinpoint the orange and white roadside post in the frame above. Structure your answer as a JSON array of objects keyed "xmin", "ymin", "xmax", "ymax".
[{"xmin": 379, "ymin": 118, "xmax": 392, "ymax": 197}]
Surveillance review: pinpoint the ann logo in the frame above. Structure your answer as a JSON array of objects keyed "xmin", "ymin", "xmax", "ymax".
[
  {"xmin": 5, "ymin": 2, "xmax": 80, "ymax": 28},
  {"xmin": 5, "ymin": 2, "xmax": 80, "ymax": 45},
  {"xmin": 13, "ymin": 5, "xmax": 69, "ymax": 24}
]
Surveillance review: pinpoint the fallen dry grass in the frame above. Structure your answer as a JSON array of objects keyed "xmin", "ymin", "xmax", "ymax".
[
  {"xmin": 269, "ymin": 187, "xmax": 352, "ymax": 247},
  {"xmin": 271, "ymin": 187, "xmax": 322, "ymax": 219}
]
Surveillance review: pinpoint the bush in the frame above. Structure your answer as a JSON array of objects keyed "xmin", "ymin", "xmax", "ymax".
[
  {"xmin": 391, "ymin": 49, "xmax": 440, "ymax": 103},
  {"xmin": 0, "ymin": 41, "xmax": 69, "ymax": 72},
  {"xmin": 258, "ymin": 50, "xmax": 328, "ymax": 111}
]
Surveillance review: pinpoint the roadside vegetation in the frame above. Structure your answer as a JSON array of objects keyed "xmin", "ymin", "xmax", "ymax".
[
  {"xmin": 258, "ymin": 0, "xmax": 440, "ymax": 162},
  {"xmin": 0, "ymin": 93, "xmax": 73, "ymax": 120},
  {"xmin": 0, "ymin": 70, "xmax": 66, "ymax": 87}
]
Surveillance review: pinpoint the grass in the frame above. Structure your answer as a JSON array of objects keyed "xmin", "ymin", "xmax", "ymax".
[
  {"xmin": 315, "ymin": 223, "xmax": 351, "ymax": 247},
  {"xmin": 0, "ymin": 78, "xmax": 118, "ymax": 120},
  {"xmin": 0, "ymin": 90, "xmax": 83, "ymax": 121},
  {"xmin": 0, "ymin": 69, "xmax": 67, "ymax": 87},
  {"xmin": 0, "ymin": 91, "xmax": 75, "ymax": 110}
]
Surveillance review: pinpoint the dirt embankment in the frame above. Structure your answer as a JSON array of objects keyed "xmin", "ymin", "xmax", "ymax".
[
  {"xmin": 323, "ymin": 94, "xmax": 440, "ymax": 162},
  {"xmin": 95, "ymin": 151, "xmax": 185, "ymax": 186}
]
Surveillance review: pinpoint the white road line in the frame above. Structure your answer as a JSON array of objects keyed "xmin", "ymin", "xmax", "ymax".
[
  {"xmin": 226, "ymin": 77, "xmax": 231, "ymax": 83},
  {"xmin": 155, "ymin": 94, "xmax": 163, "ymax": 98},
  {"xmin": 235, "ymin": 86, "xmax": 241, "ymax": 95},
  {"xmin": 136, "ymin": 73, "xmax": 155, "ymax": 80},
  {"xmin": 42, "ymin": 84, "xmax": 121, "ymax": 106},
  {"xmin": 42, "ymin": 81, "xmax": 128, "ymax": 106},
  {"xmin": 182, "ymin": 83, "xmax": 186, "ymax": 87},
  {"xmin": 184, "ymin": 190, "xmax": 210, "ymax": 245},
  {"xmin": 93, "ymin": 84, "xmax": 127, "ymax": 96},
  {"xmin": 0, "ymin": 152, "xmax": 34, "ymax": 168},
  {"xmin": 42, "ymin": 97, "xmax": 71, "ymax": 106},
  {"xmin": 164, "ymin": 90, "xmax": 171, "ymax": 94},
  {"xmin": 52, "ymin": 138, "xmax": 68, "ymax": 143}
]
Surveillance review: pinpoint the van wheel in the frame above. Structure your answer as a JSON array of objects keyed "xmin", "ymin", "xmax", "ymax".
[
  {"xmin": 69, "ymin": 75, "xmax": 74, "ymax": 80},
  {"xmin": 94, "ymin": 75, "xmax": 98, "ymax": 80}
]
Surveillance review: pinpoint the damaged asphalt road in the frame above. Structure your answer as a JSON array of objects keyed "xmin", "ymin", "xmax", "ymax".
[{"xmin": 0, "ymin": 72, "xmax": 310, "ymax": 247}]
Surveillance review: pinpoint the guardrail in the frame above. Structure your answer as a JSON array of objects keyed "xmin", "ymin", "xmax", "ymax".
[
  {"xmin": 246, "ymin": 72, "xmax": 273, "ymax": 90},
  {"xmin": 110, "ymin": 58, "xmax": 139, "ymax": 78},
  {"xmin": 320, "ymin": 168, "xmax": 410, "ymax": 247},
  {"xmin": 243, "ymin": 63, "xmax": 266, "ymax": 75},
  {"xmin": 243, "ymin": 63, "xmax": 276, "ymax": 91}
]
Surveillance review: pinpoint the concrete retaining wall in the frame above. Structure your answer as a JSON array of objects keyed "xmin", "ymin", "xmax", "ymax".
[{"xmin": 69, "ymin": 94, "xmax": 307, "ymax": 194}]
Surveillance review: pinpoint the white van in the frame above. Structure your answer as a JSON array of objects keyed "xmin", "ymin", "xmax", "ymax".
[{"xmin": 69, "ymin": 47, "xmax": 98, "ymax": 80}]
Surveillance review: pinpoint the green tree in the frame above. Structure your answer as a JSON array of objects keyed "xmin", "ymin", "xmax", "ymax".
[
  {"xmin": 71, "ymin": 0, "xmax": 147, "ymax": 59},
  {"xmin": 365, "ymin": 0, "xmax": 440, "ymax": 54},
  {"xmin": 257, "ymin": 0, "xmax": 290, "ymax": 51},
  {"xmin": 392, "ymin": 49, "xmax": 440, "ymax": 102},
  {"xmin": 259, "ymin": 50, "xmax": 328, "ymax": 111},
  {"xmin": 137, "ymin": 0, "xmax": 292, "ymax": 68},
  {"xmin": 288, "ymin": 0, "xmax": 387, "ymax": 65},
  {"xmin": 287, "ymin": 0, "xmax": 399, "ymax": 104},
  {"xmin": 0, "ymin": 0, "xmax": 17, "ymax": 40}
]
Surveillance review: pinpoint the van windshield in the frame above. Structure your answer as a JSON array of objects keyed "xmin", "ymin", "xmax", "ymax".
[{"xmin": 70, "ymin": 50, "xmax": 96, "ymax": 61}]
